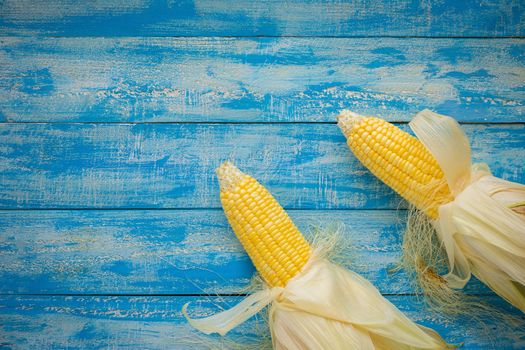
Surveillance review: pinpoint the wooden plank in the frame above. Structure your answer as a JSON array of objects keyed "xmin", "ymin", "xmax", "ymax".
[
  {"xmin": 0, "ymin": 209, "xmax": 495, "ymax": 295},
  {"xmin": 1, "ymin": 37, "xmax": 524, "ymax": 123},
  {"xmin": 0, "ymin": 0, "xmax": 523, "ymax": 37},
  {"xmin": 1, "ymin": 295, "xmax": 523, "ymax": 349},
  {"xmin": 0, "ymin": 123, "xmax": 523, "ymax": 210}
]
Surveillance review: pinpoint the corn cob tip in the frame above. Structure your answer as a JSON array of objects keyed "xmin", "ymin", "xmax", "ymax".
[
  {"xmin": 337, "ymin": 110, "xmax": 365, "ymax": 138},
  {"xmin": 216, "ymin": 160, "xmax": 311, "ymax": 287},
  {"xmin": 216, "ymin": 161, "xmax": 247, "ymax": 192}
]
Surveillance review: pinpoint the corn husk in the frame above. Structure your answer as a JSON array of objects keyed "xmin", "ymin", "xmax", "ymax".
[
  {"xmin": 185, "ymin": 251, "xmax": 450, "ymax": 349},
  {"xmin": 184, "ymin": 163, "xmax": 450, "ymax": 349},
  {"xmin": 409, "ymin": 110, "xmax": 525, "ymax": 312}
]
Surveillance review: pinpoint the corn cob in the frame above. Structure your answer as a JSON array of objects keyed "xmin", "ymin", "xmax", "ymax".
[
  {"xmin": 337, "ymin": 110, "xmax": 452, "ymax": 219},
  {"xmin": 216, "ymin": 161, "xmax": 311, "ymax": 287},
  {"xmin": 186, "ymin": 161, "xmax": 452, "ymax": 348}
]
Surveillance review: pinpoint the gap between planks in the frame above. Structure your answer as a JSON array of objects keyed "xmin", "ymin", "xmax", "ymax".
[
  {"xmin": 1, "ymin": 36, "xmax": 524, "ymax": 39},
  {"xmin": 1, "ymin": 122, "xmax": 525, "ymax": 125},
  {"xmin": 0, "ymin": 292, "xmax": 498, "ymax": 297}
]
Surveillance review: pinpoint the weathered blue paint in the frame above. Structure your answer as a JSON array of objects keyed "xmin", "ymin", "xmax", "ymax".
[
  {"xmin": 0, "ymin": 0, "xmax": 523, "ymax": 37},
  {"xmin": 0, "ymin": 295, "xmax": 523, "ymax": 349},
  {"xmin": 0, "ymin": 123, "xmax": 522, "ymax": 209},
  {"xmin": 0, "ymin": 209, "xmax": 495, "ymax": 295},
  {"xmin": 1, "ymin": 1, "xmax": 524, "ymax": 348},
  {"xmin": 0, "ymin": 38, "xmax": 524, "ymax": 123}
]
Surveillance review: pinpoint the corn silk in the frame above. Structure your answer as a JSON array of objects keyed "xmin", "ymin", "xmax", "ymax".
[{"xmin": 184, "ymin": 249, "xmax": 451, "ymax": 349}]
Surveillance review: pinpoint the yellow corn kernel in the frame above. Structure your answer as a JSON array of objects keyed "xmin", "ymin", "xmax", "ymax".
[
  {"xmin": 216, "ymin": 161, "xmax": 311, "ymax": 287},
  {"xmin": 337, "ymin": 110, "xmax": 452, "ymax": 219}
]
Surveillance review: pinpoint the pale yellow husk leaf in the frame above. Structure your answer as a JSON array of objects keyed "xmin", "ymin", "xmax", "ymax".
[
  {"xmin": 185, "ymin": 252, "xmax": 450, "ymax": 349},
  {"xmin": 410, "ymin": 109, "xmax": 525, "ymax": 312}
]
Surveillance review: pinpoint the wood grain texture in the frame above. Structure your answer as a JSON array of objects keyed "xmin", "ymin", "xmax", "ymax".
[
  {"xmin": 1, "ymin": 295, "xmax": 524, "ymax": 349},
  {"xmin": 1, "ymin": 37, "xmax": 524, "ymax": 123},
  {"xmin": 0, "ymin": 0, "xmax": 523, "ymax": 37},
  {"xmin": 1, "ymin": 0, "xmax": 524, "ymax": 348},
  {"xmin": 0, "ymin": 123, "xmax": 522, "ymax": 210},
  {"xmin": 0, "ymin": 209, "xmax": 496, "ymax": 295}
]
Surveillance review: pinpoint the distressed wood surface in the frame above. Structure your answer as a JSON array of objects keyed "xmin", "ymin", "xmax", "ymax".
[
  {"xmin": 0, "ymin": 209, "xmax": 495, "ymax": 295},
  {"xmin": 1, "ymin": 37, "xmax": 524, "ymax": 123},
  {"xmin": 0, "ymin": 123, "xmax": 522, "ymax": 210},
  {"xmin": 1, "ymin": 295, "xmax": 524, "ymax": 350},
  {"xmin": 1, "ymin": 1, "xmax": 524, "ymax": 348},
  {"xmin": 0, "ymin": 0, "xmax": 523, "ymax": 37}
]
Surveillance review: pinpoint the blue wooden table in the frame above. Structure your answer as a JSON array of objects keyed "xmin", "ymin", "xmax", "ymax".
[{"xmin": 1, "ymin": 1, "xmax": 524, "ymax": 349}]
